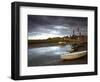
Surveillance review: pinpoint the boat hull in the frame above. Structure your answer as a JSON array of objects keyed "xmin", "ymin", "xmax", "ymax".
[{"xmin": 61, "ymin": 51, "xmax": 87, "ymax": 60}]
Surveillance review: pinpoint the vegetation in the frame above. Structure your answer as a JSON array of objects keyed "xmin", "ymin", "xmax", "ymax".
[{"xmin": 28, "ymin": 35, "xmax": 87, "ymax": 44}]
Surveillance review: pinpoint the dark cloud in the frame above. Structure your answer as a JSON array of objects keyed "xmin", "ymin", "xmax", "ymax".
[{"xmin": 28, "ymin": 15, "xmax": 87, "ymax": 39}]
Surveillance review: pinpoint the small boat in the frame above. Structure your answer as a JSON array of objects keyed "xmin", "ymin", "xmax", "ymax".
[
  {"xmin": 61, "ymin": 51, "xmax": 87, "ymax": 60},
  {"xmin": 70, "ymin": 43, "xmax": 87, "ymax": 52},
  {"xmin": 58, "ymin": 42, "xmax": 66, "ymax": 45}
]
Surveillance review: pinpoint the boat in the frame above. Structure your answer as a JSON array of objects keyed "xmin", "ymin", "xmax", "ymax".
[
  {"xmin": 58, "ymin": 42, "xmax": 66, "ymax": 45},
  {"xmin": 70, "ymin": 43, "xmax": 87, "ymax": 53},
  {"xmin": 61, "ymin": 51, "xmax": 87, "ymax": 60}
]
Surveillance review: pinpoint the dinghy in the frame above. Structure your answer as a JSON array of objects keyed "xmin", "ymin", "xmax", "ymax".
[{"xmin": 61, "ymin": 51, "xmax": 87, "ymax": 60}]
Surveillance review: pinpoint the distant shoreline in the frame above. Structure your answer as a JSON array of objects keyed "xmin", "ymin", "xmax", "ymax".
[{"xmin": 28, "ymin": 41, "xmax": 87, "ymax": 48}]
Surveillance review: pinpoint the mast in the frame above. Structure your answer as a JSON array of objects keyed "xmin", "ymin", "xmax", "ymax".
[
  {"xmin": 77, "ymin": 27, "xmax": 79, "ymax": 35},
  {"xmin": 73, "ymin": 29, "xmax": 75, "ymax": 36}
]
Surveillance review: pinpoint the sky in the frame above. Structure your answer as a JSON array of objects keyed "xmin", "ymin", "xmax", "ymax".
[{"xmin": 28, "ymin": 15, "xmax": 87, "ymax": 40}]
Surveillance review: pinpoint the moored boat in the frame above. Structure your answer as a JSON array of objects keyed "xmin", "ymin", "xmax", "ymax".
[
  {"xmin": 61, "ymin": 51, "xmax": 87, "ymax": 60},
  {"xmin": 58, "ymin": 42, "xmax": 66, "ymax": 45}
]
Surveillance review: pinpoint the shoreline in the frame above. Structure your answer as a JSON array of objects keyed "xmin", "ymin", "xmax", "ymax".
[{"xmin": 28, "ymin": 42, "xmax": 87, "ymax": 48}]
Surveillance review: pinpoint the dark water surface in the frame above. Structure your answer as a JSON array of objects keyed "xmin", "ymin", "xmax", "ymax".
[{"xmin": 28, "ymin": 43, "xmax": 87, "ymax": 66}]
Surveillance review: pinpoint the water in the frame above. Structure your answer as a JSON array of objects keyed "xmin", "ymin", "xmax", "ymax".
[{"xmin": 28, "ymin": 44, "xmax": 87, "ymax": 66}]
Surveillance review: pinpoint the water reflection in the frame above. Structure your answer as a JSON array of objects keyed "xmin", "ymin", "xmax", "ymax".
[
  {"xmin": 28, "ymin": 44, "xmax": 71, "ymax": 66},
  {"xmin": 28, "ymin": 44, "xmax": 87, "ymax": 66},
  {"xmin": 29, "ymin": 45, "xmax": 71, "ymax": 56}
]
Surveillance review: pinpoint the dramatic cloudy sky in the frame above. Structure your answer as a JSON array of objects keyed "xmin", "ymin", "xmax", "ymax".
[{"xmin": 28, "ymin": 15, "xmax": 87, "ymax": 40}]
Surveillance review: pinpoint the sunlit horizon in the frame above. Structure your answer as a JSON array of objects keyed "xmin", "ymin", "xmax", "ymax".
[{"xmin": 28, "ymin": 34, "xmax": 65, "ymax": 40}]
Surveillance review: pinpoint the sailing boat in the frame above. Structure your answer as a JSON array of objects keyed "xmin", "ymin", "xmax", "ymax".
[{"xmin": 61, "ymin": 27, "xmax": 87, "ymax": 60}]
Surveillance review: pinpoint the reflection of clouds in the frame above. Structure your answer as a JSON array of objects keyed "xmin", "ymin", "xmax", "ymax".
[
  {"xmin": 54, "ymin": 26, "xmax": 69, "ymax": 30},
  {"xmin": 29, "ymin": 46, "xmax": 61, "ymax": 54},
  {"xmin": 29, "ymin": 45, "xmax": 71, "ymax": 56}
]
